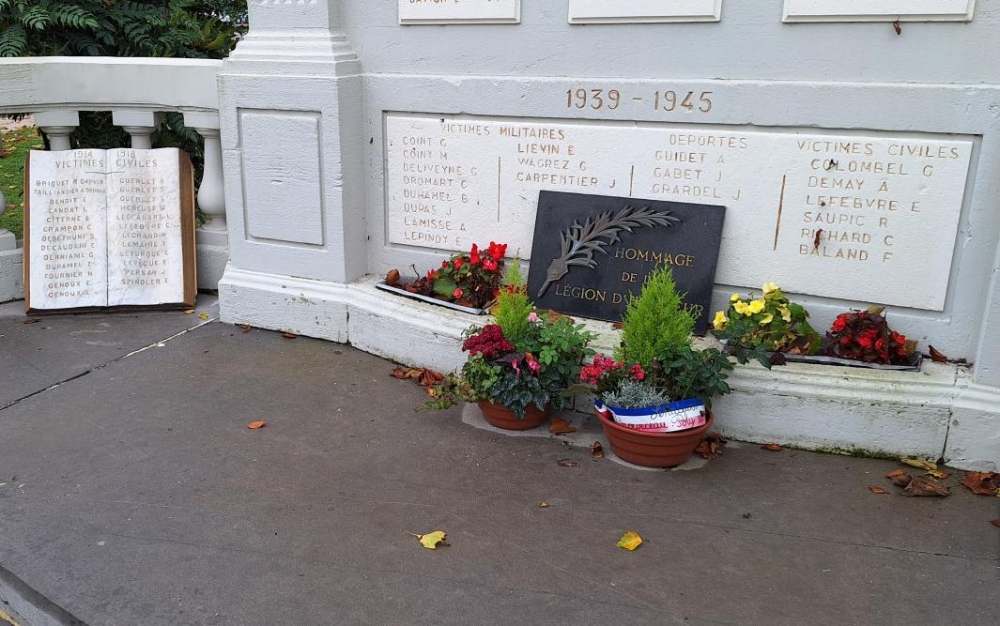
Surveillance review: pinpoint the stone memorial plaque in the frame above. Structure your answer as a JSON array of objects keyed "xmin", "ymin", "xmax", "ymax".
[
  {"xmin": 399, "ymin": 0, "xmax": 520, "ymax": 24},
  {"xmin": 385, "ymin": 113, "xmax": 973, "ymax": 310},
  {"xmin": 527, "ymin": 191, "xmax": 725, "ymax": 334},
  {"xmin": 105, "ymin": 151, "xmax": 187, "ymax": 306},
  {"xmin": 26, "ymin": 150, "xmax": 110, "ymax": 309},
  {"xmin": 569, "ymin": 0, "xmax": 722, "ymax": 23},
  {"xmin": 783, "ymin": 0, "xmax": 975, "ymax": 22},
  {"xmin": 24, "ymin": 148, "xmax": 196, "ymax": 312}
]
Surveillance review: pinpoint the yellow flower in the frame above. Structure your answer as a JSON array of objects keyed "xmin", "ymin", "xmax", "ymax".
[
  {"xmin": 762, "ymin": 281, "xmax": 780, "ymax": 295},
  {"xmin": 713, "ymin": 310, "xmax": 728, "ymax": 330},
  {"xmin": 760, "ymin": 313, "xmax": 773, "ymax": 325},
  {"xmin": 779, "ymin": 305, "xmax": 792, "ymax": 322},
  {"xmin": 733, "ymin": 301, "xmax": 750, "ymax": 316},
  {"xmin": 748, "ymin": 299, "xmax": 766, "ymax": 315},
  {"xmin": 730, "ymin": 293, "xmax": 741, "ymax": 302}
]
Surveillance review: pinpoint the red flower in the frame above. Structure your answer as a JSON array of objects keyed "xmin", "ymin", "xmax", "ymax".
[
  {"xmin": 857, "ymin": 329, "xmax": 877, "ymax": 349},
  {"xmin": 453, "ymin": 288, "xmax": 464, "ymax": 299},
  {"xmin": 488, "ymin": 241, "xmax": 507, "ymax": 260},
  {"xmin": 441, "ymin": 260, "xmax": 449, "ymax": 269},
  {"xmin": 630, "ymin": 364, "xmax": 646, "ymax": 381},
  {"xmin": 482, "ymin": 258, "xmax": 497, "ymax": 272},
  {"xmin": 891, "ymin": 331, "xmax": 906, "ymax": 345},
  {"xmin": 831, "ymin": 315, "xmax": 848, "ymax": 332},
  {"xmin": 875, "ymin": 338, "xmax": 886, "ymax": 351},
  {"xmin": 470, "ymin": 244, "xmax": 481, "ymax": 265},
  {"xmin": 454, "ymin": 257, "xmax": 464, "ymax": 269}
]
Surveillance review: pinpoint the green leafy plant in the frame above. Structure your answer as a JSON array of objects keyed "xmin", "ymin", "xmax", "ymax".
[
  {"xmin": 712, "ymin": 282, "xmax": 820, "ymax": 369},
  {"xmin": 428, "ymin": 283, "xmax": 597, "ymax": 418},
  {"xmin": 615, "ymin": 265, "xmax": 696, "ymax": 369},
  {"xmin": 581, "ymin": 345, "xmax": 732, "ymax": 411},
  {"xmin": 580, "ymin": 264, "xmax": 734, "ymax": 413}
]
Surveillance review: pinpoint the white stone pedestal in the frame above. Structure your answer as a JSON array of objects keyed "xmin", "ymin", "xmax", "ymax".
[
  {"xmin": 196, "ymin": 227, "xmax": 228, "ymax": 291},
  {"xmin": 217, "ymin": 0, "xmax": 365, "ymax": 337},
  {"xmin": 0, "ymin": 230, "xmax": 23, "ymax": 303}
]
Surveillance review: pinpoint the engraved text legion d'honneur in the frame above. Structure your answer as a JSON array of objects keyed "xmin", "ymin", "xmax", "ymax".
[{"xmin": 385, "ymin": 114, "xmax": 973, "ymax": 311}]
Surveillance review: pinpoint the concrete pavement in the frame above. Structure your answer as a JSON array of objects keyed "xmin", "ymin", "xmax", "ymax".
[{"xmin": 0, "ymin": 300, "xmax": 998, "ymax": 625}]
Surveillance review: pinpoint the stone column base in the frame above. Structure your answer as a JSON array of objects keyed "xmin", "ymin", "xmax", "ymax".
[{"xmin": 0, "ymin": 232, "xmax": 23, "ymax": 304}]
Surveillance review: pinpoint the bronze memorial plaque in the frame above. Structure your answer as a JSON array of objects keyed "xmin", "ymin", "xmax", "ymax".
[{"xmin": 526, "ymin": 191, "xmax": 725, "ymax": 334}]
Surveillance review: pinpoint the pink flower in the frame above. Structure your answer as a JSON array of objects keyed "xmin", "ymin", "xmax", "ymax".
[
  {"xmin": 453, "ymin": 288, "xmax": 464, "ymax": 299},
  {"xmin": 527, "ymin": 312, "xmax": 539, "ymax": 323}
]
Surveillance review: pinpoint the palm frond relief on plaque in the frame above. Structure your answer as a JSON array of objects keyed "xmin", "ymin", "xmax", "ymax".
[{"xmin": 536, "ymin": 205, "xmax": 680, "ymax": 297}]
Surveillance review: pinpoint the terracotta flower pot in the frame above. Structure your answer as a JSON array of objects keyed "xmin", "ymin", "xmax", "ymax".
[
  {"xmin": 596, "ymin": 407, "xmax": 714, "ymax": 468},
  {"xmin": 478, "ymin": 401, "xmax": 551, "ymax": 431}
]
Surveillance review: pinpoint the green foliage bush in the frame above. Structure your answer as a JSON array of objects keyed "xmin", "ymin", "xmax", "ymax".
[
  {"xmin": 616, "ymin": 265, "xmax": 696, "ymax": 369},
  {"xmin": 492, "ymin": 262, "xmax": 532, "ymax": 345}
]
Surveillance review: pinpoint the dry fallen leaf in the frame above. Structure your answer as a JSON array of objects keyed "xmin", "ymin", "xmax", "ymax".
[
  {"xmin": 886, "ymin": 470, "xmax": 912, "ymax": 488},
  {"xmin": 418, "ymin": 369, "xmax": 444, "ymax": 388},
  {"xmin": 926, "ymin": 469, "xmax": 950, "ymax": 480},
  {"xmin": 539, "ymin": 502, "xmax": 550, "ymax": 508},
  {"xmin": 238, "ymin": 323, "xmax": 251, "ymax": 334},
  {"xmin": 22, "ymin": 318, "xmax": 40, "ymax": 325},
  {"xmin": 960, "ymin": 471, "xmax": 1000, "ymax": 496},
  {"xmin": 900, "ymin": 457, "xmax": 938, "ymax": 472},
  {"xmin": 903, "ymin": 475, "xmax": 950, "ymax": 497},
  {"xmin": 761, "ymin": 444, "xmax": 783, "ymax": 452},
  {"xmin": 617, "ymin": 531, "xmax": 643, "ymax": 551},
  {"xmin": 556, "ymin": 459, "xmax": 579, "ymax": 468},
  {"xmin": 590, "ymin": 441, "xmax": 604, "ymax": 459},
  {"xmin": 386, "ymin": 269, "xmax": 401, "ymax": 287},
  {"xmin": 991, "ymin": 519, "xmax": 1000, "ymax": 529},
  {"xmin": 868, "ymin": 486, "xmax": 888, "ymax": 494},
  {"xmin": 549, "ymin": 417, "xmax": 577, "ymax": 435},
  {"xmin": 282, "ymin": 332, "xmax": 297, "ymax": 339},
  {"xmin": 247, "ymin": 421, "xmax": 266, "ymax": 430},
  {"xmin": 198, "ymin": 312, "xmax": 209, "ymax": 321},
  {"xmin": 183, "ymin": 309, "xmax": 195, "ymax": 315},
  {"xmin": 695, "ymin": 432, "xmax": 727, "ymax": 460},
  {"xmin": 407, "ymin": 530, "xmax": 448, "ymax": 550},
  {"xmin": 928, "ymin": 346, "xmax": 948, "ymax": 363}
]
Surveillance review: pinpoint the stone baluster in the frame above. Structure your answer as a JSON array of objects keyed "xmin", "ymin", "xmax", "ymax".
[
  {"xmin": 35, "ymin": 110, "xmax": 80, "ymax": 151},
  {"xmin": 183, "ymin": 112, "xmax": 226, "ymax": 235},
  {"xmin": 183, "ymin": 111, "xmax": 228, "ymax": 290},
  {"xmin": 112, "ymin": 110, "xmax": 164, "ymax": 150}
]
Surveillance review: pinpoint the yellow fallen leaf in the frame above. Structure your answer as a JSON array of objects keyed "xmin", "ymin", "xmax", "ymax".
[
  {"xmin": 407, "ymin": 530, "xmax": 448, "ymax": 550},
  {"xmin": 901, "ymin": 457, "xmax": 937, "ymax": 472},
  {"xmin": 617, "ymin": 531, "xmax": 643, "ymax": 551},
  {"xmin": 926, "ymin": 469, "xmax": 950, "ymax": 480},
  {"xmin": 183, "ymin": 309, "xmax": 195, "ymax": 315},
  {"xmin": 198, "ymin": 312, "xmax": 210, "ymax": 321},
  {"xmin": 539, "ymin": 502, "xmax": 550, "ymax": 508}
]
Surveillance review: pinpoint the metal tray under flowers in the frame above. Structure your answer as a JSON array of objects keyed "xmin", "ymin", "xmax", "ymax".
[
  {"xmin": 777, "ymin": 352, "xmax": 922, "ymax": 371},
  {"xmin": 375, "ymin": 282, "xmax": 488, "ymax": 315},
  {"xmin": 720, "ymin": 341, "xmax": 923, "ymax": 372}
]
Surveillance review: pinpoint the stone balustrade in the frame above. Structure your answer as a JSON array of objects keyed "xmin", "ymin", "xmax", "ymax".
[{"xmin": 0, "ymin": 57, "xmax": 229, "ymax": 292}]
